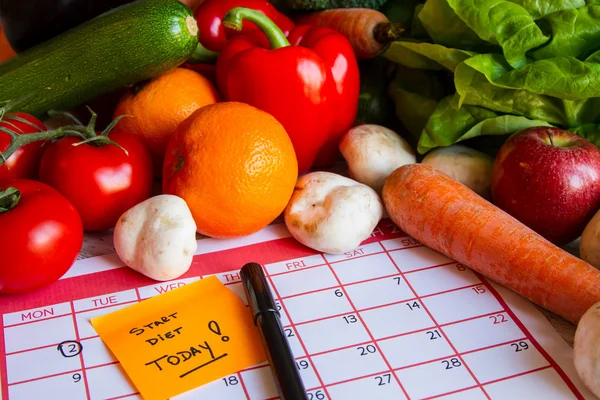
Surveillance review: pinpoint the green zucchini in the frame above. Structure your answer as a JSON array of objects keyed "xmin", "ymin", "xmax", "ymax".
[
  {"xmin": 355, "ymin": 57, "xmax": 396, "ymax": 127},
  {"xmin": 0, "ymin": 0, "xmax": 199, "ymax": 119}
]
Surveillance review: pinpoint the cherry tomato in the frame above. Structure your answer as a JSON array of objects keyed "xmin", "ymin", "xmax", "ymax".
[
  {"xmin": 0, "ymin": 112, "xmax": 46, "ymax": 183},
  {"xmin": 39, "ymin": 130, "xmax": 154, "ymax": 232},
  {"xmin": 0, "ymin": 179, "xmax": 83, "ymax": 294}
]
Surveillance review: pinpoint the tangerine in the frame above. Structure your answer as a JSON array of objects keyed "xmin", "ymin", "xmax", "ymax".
[
  {"xmin": 162, "ymin": 101, "xmax": 298, "ymax": 238},
  {"xmin": 113, "ymin": 67, "xmax": 219, "ymax": 175}
]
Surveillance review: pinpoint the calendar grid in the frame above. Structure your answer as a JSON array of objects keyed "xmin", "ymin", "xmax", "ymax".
[
  {"xmin": 68, "ymin": 300, "xmax": 92, "ymax": 400},
  {"xmin": 381, "ymin": 245, "xmax": 492, "ymax": 400},
  {"xmin": 0, "ymin": 222, "xmax": 590, "ymax": 400},
  {"xmin": 319, "ymin": 253, "xmax": 412, "ymax": 399},
  {"xmin": 263, "ymin": 266, "xmax": 332, "ymax": 400}
]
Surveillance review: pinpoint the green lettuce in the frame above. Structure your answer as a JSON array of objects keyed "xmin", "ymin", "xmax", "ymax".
[
  {"xmin": 383, "ymin": 41, "xmax": 476, "ymax": 72},
  {"xmin": 507, "ymin": 0, "xmax": 586, "ymax": 19}
]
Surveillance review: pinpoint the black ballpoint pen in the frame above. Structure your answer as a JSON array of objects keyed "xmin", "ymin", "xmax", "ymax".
[{"xmin": 240, "ymin": 262, "xmax": 308, "ymax": 400}]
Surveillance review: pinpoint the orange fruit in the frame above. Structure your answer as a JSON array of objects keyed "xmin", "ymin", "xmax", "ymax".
[
  {"xmin": 162, "ymin": 101, "xmax": 298, "ymax": 238},
  {"xmin": 113, "ymin": 67, "xmax": 219, "ymax": 175}
]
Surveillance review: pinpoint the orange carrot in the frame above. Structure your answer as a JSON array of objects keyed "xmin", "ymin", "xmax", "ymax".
[
  {"xmin": 294, "ymin": 8, "xmax": 404, "ymax": 60},
  {"xmin": 382, "ymin": 163, "xmax": 600, "ymax": 324}
]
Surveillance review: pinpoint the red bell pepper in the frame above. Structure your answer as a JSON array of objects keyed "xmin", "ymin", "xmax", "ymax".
[
  {"xmin": 216, "ymin": 7, "xmax": 360, "ymax": 174},
  {"xmin": 194, "ymin": 0, "xmax": 295, "ymax": 53}
]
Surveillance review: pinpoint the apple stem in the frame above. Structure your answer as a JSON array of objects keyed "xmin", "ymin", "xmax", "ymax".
[{"xmin": 546, "ymin": 130, "xmax": 555, "ymax": 146}]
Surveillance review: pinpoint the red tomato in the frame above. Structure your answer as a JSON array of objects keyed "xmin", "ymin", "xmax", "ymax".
[
  {"xmin": 0, "ymin": 179, "xmax": 83, "ymax": 294},
  {"xmin": 39, "ymin": 130, "xmax": 154, "ymax": 232},
  {"xmin": 0, "ymin": 112, "xmax": 47, "ymax": 183}
]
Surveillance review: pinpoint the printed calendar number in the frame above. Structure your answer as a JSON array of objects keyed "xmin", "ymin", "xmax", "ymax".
[
  {"xmin": 456, "ymin": 264, "xmax": 466, "ymax": 271},
  {"xmin": 489, "ymin": 313, "xmax": 508, "ymax": 324},
  {"xmin": 334, "ymin": 289, "xmax": 344, "ymax": 298},
  {"xmin": 358, "ymin": 344, "xmax": 377, "ymax": 356},
  {"xmin": 343, "ymin": 314, "xmax": 358, "ymax": 324},
  {"xmin": 511, "ymin": 341, "xmax": 529, "ymax": 352},
  {"xmin": 406, "ymin": 301, "xmax": 421, "ymax": 311},
  {"xmin": 427, "ymin": 329, "xmax": 442, "ymax": 340},
  {"xmin": 393, "ymin": 277, "xmax": 402, "ymax": 285},
  {"xmin": 222, "ymin": 375, "xmax": 239, "ymax": 386},
  {"xmin": 472, "ymin": 286, "xmax": 486, "ymax": 294},
  {"xmin": 57, "ymin": 340, "xmax": 83, "ymax": 358},
  {"xmin": 442, "ymin": 358, "xmax": 462, "ymax": 369},
  {"xmin": 72, "ymin": 373, "xmax": 82, "ymax": 383},
  {"xmin": 275, "ymin": 302, "xmax": 282, "ymax": 311},
  {"xmin": 296, "ymin": 360, "xmax": 310, "ymax": 370},
  {"xmin": 375, "ymin": 373, "xmax": 392, "ymax": 386},
  {"xmin": 308, "ymin": 389, "xmax": 326, "ymax": 400},
  {"xmin": 285, "ymin": 328, "xmax": 295, "ymax": 337}
]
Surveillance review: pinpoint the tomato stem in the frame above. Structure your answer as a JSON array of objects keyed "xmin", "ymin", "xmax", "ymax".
[{"xmin": 0, "ymin": 187, "xmax": 20, "ymax": 213}]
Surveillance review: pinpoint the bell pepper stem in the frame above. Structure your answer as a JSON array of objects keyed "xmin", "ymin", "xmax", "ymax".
[
  {"xmin": 223, "ymin": 7, "xmax": 290, "ymax": 49},
  {"xmin": 0, "ymin": 187, "xmax": 20, "ymax": 213},
  {"xmin": 188, "ymin": 41, "xmax": 219, "ymax": 64}
]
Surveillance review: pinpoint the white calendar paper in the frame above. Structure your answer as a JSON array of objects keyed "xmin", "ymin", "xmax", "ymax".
[{"xmin": 0, "ymin": 219, "xmax": 595, "ymax": 400}]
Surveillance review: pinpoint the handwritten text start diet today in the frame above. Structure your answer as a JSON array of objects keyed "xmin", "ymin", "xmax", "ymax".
[{"xmin": 130, "ymin": 312, "xmax": 230, "ymax": 377}]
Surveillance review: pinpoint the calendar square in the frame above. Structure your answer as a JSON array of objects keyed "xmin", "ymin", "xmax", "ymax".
[
  {"xmin": 327, "ymin": 373, "xmax": 408, "ymax": 400},
  {"xmin": 283, "ymin": 326, "xmax": 306, "ymax": 358},
  {"xmin": 345, "ymin": 275, "xmax": 414, "ymax": 310},
  {"xmin": 295, "ymin": 313, "xmax": 371, "ymax": 354},
  {"xmin": 137, "ymin": 277, "xmax": 200, "ymax": 299},
  {"xmin": 395, "ymin": 357, "xmax": 477, "ymax": 399},
  {"xmin": 225, "ymin": 281, "xmax": 248, "ymax": 305},
  {"xmin": 270, "ymin": 266, "xmax": 338, "ymax": 297},
  {"xmin": 8, "ymin": 371, "xmax": 88, "ymax": 400},
  {"xmin": 378, "ymin": 329, "xmax": 454, "ymax": 369},
  {"xmin": 404, "ymin": 263, "xmax": 481, "ymax": 297},
  {"xmin": 483, "ymin": 368, "xmax": 578, "ymax": 400},
  {"xmin": 86, "ymin": 363, "xmax": 138, "ymax": 400},
  {"xmin": 329, "ymin": 253, "xmax": 398, "ymax": 284},
  {"xmin": 388, "ymin": 246, "xmax": 453, "ymax": 272},
  {"xmin": 282, "ymin": 288, "xmax": 353, "ymax": 324},
  {"xmin": 462, "ymin": 340, "xmax": 549, "ymax": 384},
  {"xmin": 275, "ymin": 301, "xmax": 290, "ymax": 326},
  {"xmin": 3, "ymin": 302, "xmax": 71, "ymax": 327},
  {"xmin": 240, "ymin": 366, "xmax": 279, "ymax": 400},
  {"xmin": 311, "ymin": 344, "xmax": 389, "ymax": 385},
  {"xmin": 294, "ymin": 357, "xmax": 321, "ymax": 390},
  {"xmin": 360, "ymin": 302, "xmax": 434, "ymax": 339},
  {"xmin": 174, "ymin": 374, "xmax": 246, "ymax": 399},
  {"xmin": 436, "ymin": 388, "xmax": 488, "ymax": 399},
  {"xmin": 380, "ymin": 237, "xmax": 421, "ymax": 251},
  {"xmin": 81, "ymin": 337, "xmax": 116, "ymax": 368},
  {"xmin": 4, "ymin": 315, "xmax": 75, "ymax": 353},
  {"xmin": 422, "ymin": 285, "xmax": 503, "ymax": 325},
  {"xmin": 443, "ymin": 313, "xmax": 524, "ymax": 353},
  {"xmin": 6, "ymin": 345, "xmax": 82, "ymax": 384}
]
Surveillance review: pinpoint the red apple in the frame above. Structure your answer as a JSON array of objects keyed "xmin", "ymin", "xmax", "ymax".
[{"xmin": 491, "ymin": 127, "xmax": 600, "ymax": 246}]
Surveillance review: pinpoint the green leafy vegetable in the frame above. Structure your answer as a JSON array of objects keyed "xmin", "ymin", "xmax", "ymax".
[
  {"xmin": 418, "ymin": 0, "xmax": 491, "ymax": 50},
  {"xmin": 532, "ymin": 4, "xmax": 600, "ymax": 60},
  {"xmin": 410, "ymin": 4, "xmax": 430, "ymax": 39},
  {"xmin": 507, "ymin": 0, "xmax": 585, "ymax": 19},
  {"xmin": 569, "ymin": 124, "xmax": 600, "ymax": 146},
  {"xmin": 446, "ymin": 0, "xmax": 549, "ymax": 68},
  {"xmin": 383, "ymin": 41, "xmax": 476, "ymax": 72},
  {"xmin": 463, "ymin": 53, "xmax": 600, "ymax": 100}
]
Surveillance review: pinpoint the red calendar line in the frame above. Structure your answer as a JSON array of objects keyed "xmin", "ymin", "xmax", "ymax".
[
  {"xmin": 319, "ymin": 254, "xmax": 412, "ymax": 400},
  {"xmin": 477, "ymin": 274, "xmax": 584, "ymax": 400},
  {"xmin": 69, "ymin": 300, "xmax": 92, "ymax": 400},
  {"xmin": 8, "ymin": 367, "xmax": 82, "ymax": 386},
  {"xmin": 107, "ymin": 392, "xmax": 140, "ymax": 400},
  {"xmin": 236, "ymin": 371, "xmax": 252, "ymax": 399},
  {"xmin": 381, "ymin": 246, "xmax": 493, "ymax": 400},
  {"xmin": 421, "ymin": 384, "xmax": 483, "ymax": 400},
  {"xmin": 479, "ymin": 365, "xmax": 552, "ymax": 386}
]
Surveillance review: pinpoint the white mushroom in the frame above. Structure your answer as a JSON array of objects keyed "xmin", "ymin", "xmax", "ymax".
[
  {"xmin": 113, "ymin": 194, "xmax": 198, "ymax": 281},
  {"xmin": 421, "ymin": 144, "xmax": 494, "ymax": 200},
  {"xmin": 339, "ymin": 124, "xmax": 416, "ymax": 194},
  {"xmin": 574, "ymin": 300, "xmax": 600, "ymax": 398},
  {"xmin": 284, "ymin": 171, "xmax": 384, "ymax": 254}
]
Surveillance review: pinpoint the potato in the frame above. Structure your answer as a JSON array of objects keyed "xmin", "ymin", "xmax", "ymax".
[
  {"xmin": 581, "ymin": 209, "xmax": 600, "ymax": 269},
  {"xmin": 421, "ymin": 145, "xmax": 494, "ymax": 199}
]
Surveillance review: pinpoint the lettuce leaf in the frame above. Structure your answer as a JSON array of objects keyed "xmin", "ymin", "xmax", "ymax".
[
  {"xmin": 418, "ymin": 0, "xmax": 491, "ymax": 50},
  {"xmin": 383, "ymin": 41, "xmax": 476, "ymax": 72},
  {"xmin": 532, "ymin": 4, "xmax": 600, "ymax": 60},
  {"xmin": 506, "ymin": 0, "xmax": 585, "ymax": 19},
  {"xmin": 446, "ymin": 0, "xmax": 549, "ymax": 68},
  {"xmin": 462, "ymin": 53, "xmax": 600, "ymax": 100}
]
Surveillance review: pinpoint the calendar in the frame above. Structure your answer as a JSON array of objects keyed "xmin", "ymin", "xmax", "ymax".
[{"xmin": 0, "ymin": 219, "xmax": 595, "ymax": 400}]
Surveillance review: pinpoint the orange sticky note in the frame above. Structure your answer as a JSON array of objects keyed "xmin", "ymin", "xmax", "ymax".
[{"xmin": 90, "ymin": 276, "xmax": 266, "ymax": 400}]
